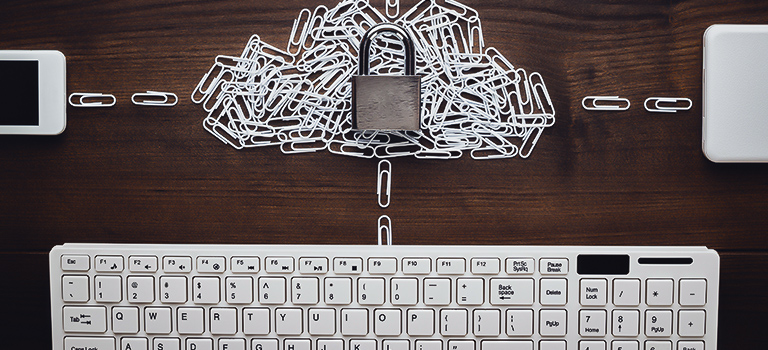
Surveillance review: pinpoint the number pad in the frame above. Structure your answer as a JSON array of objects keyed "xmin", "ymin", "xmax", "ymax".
[
  {"xmin": 645, "ymin": 310, "xmax": 673, "ymax": 337},
  {"xmin": 612, "ymin": 310, "xmax": 640, "ymax": 337}
]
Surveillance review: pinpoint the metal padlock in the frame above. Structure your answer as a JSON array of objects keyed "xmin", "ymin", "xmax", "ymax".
[{"xmin": 352, "ymin": 23, "xmax": 421, "ymax": 131}]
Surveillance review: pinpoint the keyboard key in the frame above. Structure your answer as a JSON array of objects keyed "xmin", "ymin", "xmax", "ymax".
[
  {"xmin": 369, "ymin": 257, "xmax": 398, "ymax": 274},
  {"xmin": 643, "ymin": 341, "xmax": 671, "ymax": 350},
  {"xmin": 407, "ymin": 308, "xmax": 434, "ymax": 336},
  {"xmin": 145, "ymin": 307, "xmax": 172, "ymax": 334},
  {"xmin": 579, "ymin": 309, "xmax": 607, "ymax": 337},
  {"xmin": 65, "ymin": 337, "xmax": 114, "ymax": 350},
  {"xmin": 611, "ymin": 340, "xmax": 638, "ymax": 350},
  {"xmin": 251, "ymin": 339, "xmax": 278, "ymax": 350},
  {"xmin": 226, "ymin": 276, "xmax": 254, "ymax": 304},
  {"xmin": 506, "ymin": 258, "xmax": 534, "ymax": 274},
  {"xmin": 129, "ymin": 256, "xmax": 157, "ymax": 272},
  {"xmin": 63, "ymin": 306, "xmax": 107, "ymax": 332},
  {"xmin": 197, "ymin": 256, "xmax": 226, "ymax": 273},
  {"xmin": 646, "ymin": 279, "xmax": 674, "ymax": 306},
  {"xmin": 481, "ymin": 340, "xmax": 533, "ymax": 350},
  {"xmin": 210, "ymin": 307, "xmax": 238, "ymax": 335},
  {"xmin": 579, "ymin": 340, "xmax": 605, "ymax": 350},
  {"xmin": 612, "ymin": 310, "xmax": 640, "ymax": 337},
  {"xmin": 192, "ymin": 276, "xmax": 220, "ymax": 304},
  {"xmin": 319, "ymin": 339, "xmax": 344, "ymax": 350},
  {"xmin": 176, "ymin": 307, "xmax": 204, "ymax": 334},
  {"xmin": 243, "ymin": 308, "xmax": 270, "ymax": 335},
  {"xmin": 61, "ymin": 255, "xmax": 90, "ymax": 271},
  {"xmin": 539, "ymin": 258, "xmax": 568, "ymax": 274},
  {"xmin": 266, "ymin": 257, "xmax": 295, "ymax": 273},
  {"xmin": 437, "ymin": 258, "xmax": 465, "ymax": 274},
  {"xmin": 645, "ymin": 310, "xmax": 673, "ymax": 337},
  {"xmin": 539, "ymin": 340, "xmax": 566, "ymax": 350},
  {"xmin": 231, "ymin": 256, "xmax": 260, "ymax": 273},
  {"xmin": 325, "ymin": 277, "xmax": 352, "ymax": 304},
  {"xmin": 506, "ymin": 309, "xmax": 534, "ymax": 336},
  {"xmin": 539, "ymin": 309, "xmax": 567, "ymax": 336},
  {"xmin": 341, "ymin": 308, "xmax": 369, "ymax": 335},
  {"xmin": 308, "ymin": 308, "xmax": 336, "ymax": 335},
  {"xmin": 424, "ymin": 278, "xmax": 451, "ymax": 305},
  {"xmin": 259, "ymin": 277, "xmax": 286, "ymax": 304},
  {"xmin": 292, "ymin": 277, "xmax": 319, "ymax": 304},
  {"xmin": 351, "ymin": 340, "xmax": 376, "ymax": 350},
  {"xmin": 375, "ymin": 308, "xmax": 403, "ymax": 335},
  {"xmin": 440, "ymin": 309, "xmax": 468, "ymax": 336},
  {"xmin": 416, "ymin": 340, "xmax": 443, "ymax": 350},
  {"xmin": 62, "ymin": 275, "xmax": 89, "ymax": 302},
  {"xmin": 95, "ymin": 275, "xmax": 122, "ymax": 302},
  {"xmin": 127, "ymin": 276, "xmax": 154, "ymax": 303},
  {"xmin": 540, "ymin": 279, "xmax": 567, "ymax": 306},
  {"xmin": 457, "ymin": 278, "xmax": 484, "ymax": 305},
  {"xmin": 385, "ymin": 340, "xmax": 411, "ymax": 350},
  {"xmin": 678, "ymin": 310, "xmax": 706, "ymax": 337},
  {"xmin": 95, "ymin": 255, "xmax": 123, "ymax": 272},
  {"xmin": 359, "ymin": 277, "xmax": 385, "ymax": 305},
  {"xmin": 580, "ymin": 279, "xmax": 608, "ymax": 306},
  {"xmin": 299, "ymin": 257, "xmax": 328, "ymax": 274},
  {"xmin": 153, "ymin": 338, "xmax": 180, "ymax": 350},
  {"xmin": 160, "ymin": 276, "xmax": 187, "ymax": 303},
  {"xmin": 473, "ymin": 309, "xmax": 500, "ymax": 336},
  {"xmin": 676, "ymin": 341, "xmax": 704, "ymax": 350},
  {"xmin": 285, "ymin": 339, "xmax": 310, "ymax": 350},
  {"xmin": 162, "ymin": 256, "xmax": 191, "ymax": 273},
  {"xmin": 391, "ymin": 278, "xmax": 418, "ymax": 305},
  {"xmin": 122, "ymin": 338, "xmax": 148, "ymax": 350},
  {"xmin": 613, "ymin": 279, "xmax": 640, "ymax": 306},
  {"xmin": 490, "ymin": 278, "xmax": 534, "ymax": 305},
  {"xmin": 112, "ymin": 306, "xmax": 139, "ymax": 334},
  {"xmin": 679, "ymin": 279, "xmax": 707, "ymax": 306},
  {"xmin": 471, "ymin": 258, "xmax": 500, "ymax": 274},
  {"xmin": 402, "ymin": 258, "xmax": 431, "ymax": 274},
  {"xmin": 334, "ymin": 257, "xmax": 363, "ymax": 274}
]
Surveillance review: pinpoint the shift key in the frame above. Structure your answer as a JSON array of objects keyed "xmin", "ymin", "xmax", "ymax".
[{"xmin": 63, "ymin": 306, "xmax": 107, "ymax": 332}]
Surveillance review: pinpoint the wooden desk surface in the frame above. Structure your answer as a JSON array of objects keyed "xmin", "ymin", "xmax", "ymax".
[{"xmin": 1, "ymin": 0, "xmax": 766, "ymax": 348}]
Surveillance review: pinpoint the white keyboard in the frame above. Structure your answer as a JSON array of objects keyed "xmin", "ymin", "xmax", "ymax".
[{"xmin": 50, "ymin": 244, "xmax": 719, "ymax": 350}]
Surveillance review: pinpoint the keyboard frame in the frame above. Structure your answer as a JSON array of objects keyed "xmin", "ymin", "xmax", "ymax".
[{"xmin": 50, "ymin": 244, "xmax": 720, "ymax": 350}]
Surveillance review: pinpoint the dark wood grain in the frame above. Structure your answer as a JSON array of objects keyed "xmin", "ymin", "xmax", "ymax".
[{"xmin": 1, "ymin": 0, "xmax": 767, "ymax": 348}]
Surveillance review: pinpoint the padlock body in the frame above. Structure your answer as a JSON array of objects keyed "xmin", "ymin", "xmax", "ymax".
[{"xmin": 352, "ymin": 75, "xmax": 421, "ymax": 130}]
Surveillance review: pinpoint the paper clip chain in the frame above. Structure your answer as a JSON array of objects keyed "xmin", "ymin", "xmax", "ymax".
[
  {"xmin": 582, "ymin": 96, "xmax": 631, "ymax": 111},
  {"xmin": 377, "ymin": 160, "xmax": 392, "ymax": 208},
  {"xmin": 132, "ymin": 91, "xmax": 178, "ymax": 107},
  {"xmin": 68, "ymin": 93, "xmax": 116, "ymax": 108},
  {"xmin": 644, "ymin": 97, "xmax": 692, "ymax": 113},
  {"xmin": 378, "ymin": 215, "xmax": 392, "ymax": 245}
]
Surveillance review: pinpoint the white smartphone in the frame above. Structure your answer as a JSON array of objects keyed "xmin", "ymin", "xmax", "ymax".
[
  {"xmin": 703, "ymin": 25, "xmax": 768, "ymax": 162},
  {"xmin": 0, "ymin": 50, "xmax": 66, "ymax": 135}
]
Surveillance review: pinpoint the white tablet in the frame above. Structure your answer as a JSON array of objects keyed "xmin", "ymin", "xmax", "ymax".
[
  {"xmin": 703, "ymin": 25, "xmax": 768, "ymax": 162},
  {"xmin": 0, "ymin": 50, "xmax": 66, "ymax": 135}
]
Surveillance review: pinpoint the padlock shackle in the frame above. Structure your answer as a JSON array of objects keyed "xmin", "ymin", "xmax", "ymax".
[{"xmin": 358, "ymin": 23, "xmax": 416, "ymax": 76}]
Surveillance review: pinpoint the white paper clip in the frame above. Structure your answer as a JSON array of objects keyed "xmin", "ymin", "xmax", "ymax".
[
  {"xmin": 68, "ymin": 93, "xmax": 116, "ymax": 107},
  {"xmin": 377, "ymin": 160, "xmax": 392, "ymax": 208},
  {"xmin": 378, "ymin": 215, "xmax": 392, "ymax": 245},
  {"xmin": 644, "ymin": 97, "xmax": 692, "ymax": 113},
  {"xmin": 132, "ymin": 91, "xmax": 178, "ymax": 107},
  {"xmin": 582, "ymin": 96, "xmax": 631, "ymax": 111}
]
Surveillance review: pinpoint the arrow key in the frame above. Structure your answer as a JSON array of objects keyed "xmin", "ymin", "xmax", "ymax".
[{"xmin": 611, "ymin": 309, "xmax": 639, "ymax": 337}]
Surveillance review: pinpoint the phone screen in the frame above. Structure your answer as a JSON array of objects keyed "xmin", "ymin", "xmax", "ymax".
[{"xmin": 0, "ymin": 60, "xmax": 39, "ymax": 126}]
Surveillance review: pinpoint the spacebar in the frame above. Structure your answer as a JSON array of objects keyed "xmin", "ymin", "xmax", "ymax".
[{"xmin": 65, "ymin": 337, "xmax": 115, "ymax": 350}]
